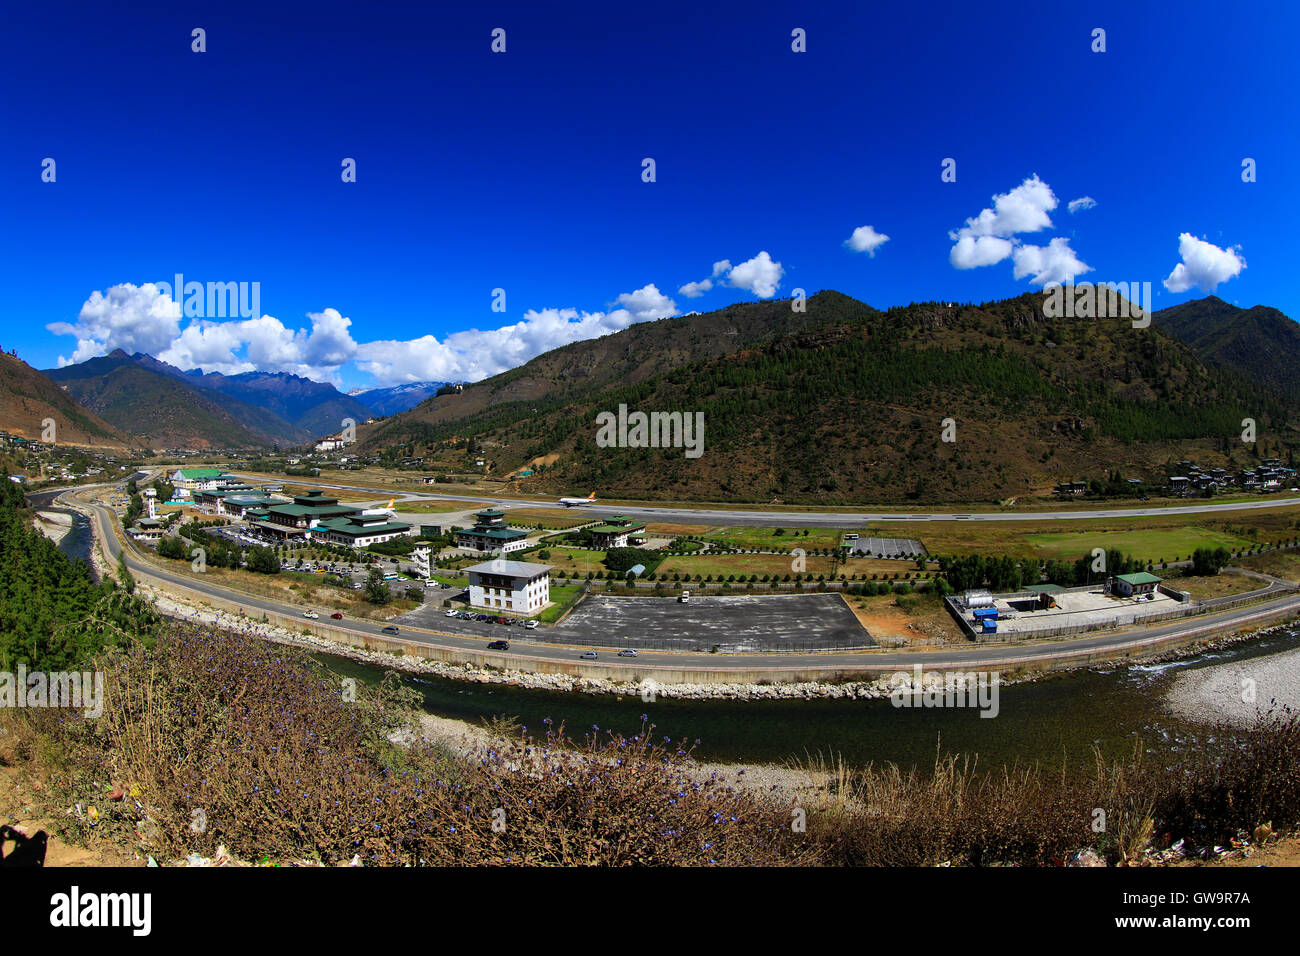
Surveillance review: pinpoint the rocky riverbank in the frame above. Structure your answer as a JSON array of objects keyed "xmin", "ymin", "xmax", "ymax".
[
  {"xmin": 32, "ymin": 509, "xmax": 73, "ymax": 545},
  {"xmin": 1163, "ymin": 624, "xmax": 1300, "ymax": 727}
]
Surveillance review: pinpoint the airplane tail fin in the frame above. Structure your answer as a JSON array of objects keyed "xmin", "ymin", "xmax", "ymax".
[{"xmin": 587, "ymin": 492, "xmax": 596, "ymax": 500}]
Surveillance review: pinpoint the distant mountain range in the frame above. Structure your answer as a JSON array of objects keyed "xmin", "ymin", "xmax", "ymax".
[
  {"xmin": 32, "ymin": 351, "xmax": 443, "ymax": 451},
  {"xmin": 355, "ymin": 291, "xmax": 1300, "ymax": 503},
  {"xmin": 8, "ymin": 292, "xmax": 1297, "ymax": 474},
  {"xmin": 348, "ymin": 381, "xmax": 450, "ymax": 417}
]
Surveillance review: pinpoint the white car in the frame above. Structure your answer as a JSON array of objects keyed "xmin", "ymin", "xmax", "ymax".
[
  {"xmin": 302, "ymin": 610, "xmax": 319, "ymax": 619},
  {"xmin": 445, "ymin": 609, "xmax": 458, "ymax": 617},
  {"xmin": 524, "ymin": 620, "xmax": 539, "ymax": 629}
]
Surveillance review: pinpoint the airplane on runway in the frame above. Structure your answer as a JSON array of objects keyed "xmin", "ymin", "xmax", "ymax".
[{"xmin": 558, "ymin": 492, "xmax": 596, "ymax": 507}]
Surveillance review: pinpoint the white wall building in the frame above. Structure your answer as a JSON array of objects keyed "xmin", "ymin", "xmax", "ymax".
[{"xmin": 464, "ymin": 560, "xmax": 551, "ymax": 614}]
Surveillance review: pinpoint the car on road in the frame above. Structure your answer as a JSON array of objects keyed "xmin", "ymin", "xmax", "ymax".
[
  {"xmin": 330, "ymin": 612, "xmax": 344, "ymax": 619},
  {"xmin": 523, "ymin": 620, "xmax": 538, "ymax": 629},
  {"xmin": 579, "ymin": 650, "xmax": 598, "ymax": 660},
  {"xmin": 302, "ymin": 610, "xmax": 319, "ymax": 619},
  {"xmin": 381, "ymin": 625, "xmax": 400, "ymax": 634},
  {"xmin": 617, "ymin": 649, "xmax": 637, "ymax": 657},
  {"xmin": 445, "ymin": 609, "xmax": 459, "ymax": 617},
  {"xmin": 487, "ymin": 640, "xmax": 509, "ymax": 651}
]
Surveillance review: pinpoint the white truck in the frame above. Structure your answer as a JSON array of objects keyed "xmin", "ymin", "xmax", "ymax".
[{"xmin": 678, "ymin": 589, "xmax": 690, "ymax": 603}]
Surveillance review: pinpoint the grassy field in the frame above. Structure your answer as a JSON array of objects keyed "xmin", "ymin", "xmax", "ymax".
[
  {"xmin": 1167, "ymin": 572, "xmax": 1265, "ymax": 601},
  {"xmin": 546, "ymin": 548, "xmax": 609, "ymax": 575},
  {"xmin": 1237, "ymin": 550, "xmax": 1300, "ymax": 583},
  {"xmin": 393, "ymin": 500, "xmax": 486, "ymax": 514},
  {"xmin": 537, "ymin": 584, "xmax": 584, "ymax": 623},
  {"xmin": 657, "ymin": 552, "xmax": 838, "ymax": 578},
  {"xmin": 703, "ymin": 526, "xmax": 844, "ymax": 550},
  {"xmin": 872, "ymin": 507, "xmax": 1300, "ymax": 559},
  {"xmin": 503, "ymin": 508, "xmax": 591, "ymax": 530},
  {"xmin": 1024, "ymin": 527, "xmax": 1258, "ymax": 563}
]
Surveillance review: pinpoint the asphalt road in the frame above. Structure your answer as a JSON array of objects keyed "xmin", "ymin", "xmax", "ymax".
[
  {"xmin": 229, "ymin": 473, "xmax": 1300, "ymax": 528},
  {"xmin": 50, "ymin": 483, "xmax": 1300, "ymax": 678}
]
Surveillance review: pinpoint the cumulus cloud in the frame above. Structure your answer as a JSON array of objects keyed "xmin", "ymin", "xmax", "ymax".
[
  {"xmin": 51, "ymin": 277, "xmax": 688, "ymax": 388},
  {"xmin": 48, "ymin": 283, "xmax": 182, "ymax": 365},
  {"xmin": 723, "ymin": 251, "xmax": 784, "ymax": 298},
  {"xmin": 678, "ymin": 259, "xmax": 733, "ymax": 298},
  {"xmin": 1162, "ymin": 233, "xmax": 1246, "ymax": 293},
  {"xmin": 950, "ymin": 235, "xmax": 1016, "ymax": 269},
  {"xmin": 1011, "ymin": 237, "xmax": 1093, "ymax": 286},
  {"xmin": 1067, "ymin": 196, "xmax": 1097, "ymax": 214},
  {"xmin": 844, "ymin": 225, "xmax": 891, "ymax": 256},
  {"xmin": 947, "ymin": 175, "xmax": 1092, "ymax": 283},
  {"xmin": 356, "ymin": 284, "xmax": 680, "ymax": 384},
  {"xmin": 950, "ymin": 175, "xmax": 1058, "ymax": 242}
]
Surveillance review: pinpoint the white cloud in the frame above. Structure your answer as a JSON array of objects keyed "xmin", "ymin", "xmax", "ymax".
[
  {"xmin": 950, "ymin": 235, "xmax": 1015, "ymax": 269},
  {"xmin": 844, "ymin": 225, "xmax": 890, "ymax": 256},
  {"xmin": 723, "ymin": 251, "xmax": 784, "ymax": 298},
  {"xmin": 946, "ymin": 176, "xmax": 1095, "ymax": 285},
  {"xmin": 48, "ymin": 283, "xmax": 182, "ymax": 365},
  {"xmin": 52, "ymin": 280, "xmax": 682, "ymax": 387},
  {"xmin": 1011, "ymin": 237, "xmax": 1093, "ymax": 286},
  {"xmin": 1162, "ymin": 233, "xmax": 1246, "ymax": 293},
  {"xmin": 677, "ymin": 259, "xmax": 734, "ymax": 298},
  {"xmin": 950, "ymin": 174, "xmax": 1058, "ymax": 241}
]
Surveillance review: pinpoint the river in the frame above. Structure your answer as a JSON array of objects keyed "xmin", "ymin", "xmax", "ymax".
[{"xmin": 314, "ymin": 626, "xmax": 1300, "ymax": 775}]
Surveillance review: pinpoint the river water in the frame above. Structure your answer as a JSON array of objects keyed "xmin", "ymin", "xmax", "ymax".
[{"xmin": 314, "ymin": 626, "xmax": 1300, "ymax": 775}]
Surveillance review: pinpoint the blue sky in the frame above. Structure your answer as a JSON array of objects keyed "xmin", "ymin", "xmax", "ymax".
[{"xmin": 2, "ymin": 0, "xmax": 1294, "ymax": 389}]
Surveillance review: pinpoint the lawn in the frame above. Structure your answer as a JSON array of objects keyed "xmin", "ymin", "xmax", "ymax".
[
  {"xmin": 657, "ymin": 552, "xmax": 838, "ymax": 578},
  {"xmin": 703, "ymin": 526, "xmax": 844, "ymax": 551},
  {"xmin": 394, "ymin": 500, "xmax": 487, "ymax": 514},
  {"xmin": 537, "ymin": 585, "xmax": 584, "ymax": 623},
  {"xmin": 503, "ymin": 508, "xmax": 591, "ymax": 530},
  {"xmin": 546, "ymin": 548, "xmax": 609, "ymax": 574},
  {"xmin": 1023, "ymin": 527, "xmax": 1258, "ymax": 563}
]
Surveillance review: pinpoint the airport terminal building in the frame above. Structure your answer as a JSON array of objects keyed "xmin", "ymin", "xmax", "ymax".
[{"xmin": 456, "ymin": 508, "xmax": 530, "ymax": 555}]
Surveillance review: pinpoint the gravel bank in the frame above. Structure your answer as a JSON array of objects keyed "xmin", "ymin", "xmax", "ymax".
[{"xmin": 1164, "ymin": 634, "xmax": 1300, "ymax": 727}]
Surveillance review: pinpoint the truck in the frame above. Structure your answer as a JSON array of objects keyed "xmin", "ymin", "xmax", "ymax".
[{"xmin": 678, "ymin": 589, "xmax": 690, "ymax": 603}]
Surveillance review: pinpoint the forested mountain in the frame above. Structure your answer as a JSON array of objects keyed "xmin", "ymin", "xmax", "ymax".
[
  {"xmin": 1154, "ymin": 296, "xmax": 1300, "ymax": 404},
  {"xmin": 0, "ymin": 351, "xmax": 140, "ymax": 450},
  {"xmin": 357, "ymin": 291, "xmax": 1300, "ymax": 504},
  {"xmin": 0, "ymin": 477, "xmax": 162, "ymax": 669}
]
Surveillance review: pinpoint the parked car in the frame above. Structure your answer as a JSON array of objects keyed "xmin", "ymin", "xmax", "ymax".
[
  {"xmin": 487, "ymin": 640, "xmax": 509, "ymax": 651},
  {"xmin": 579, "ymin": 650, "xmax": 598, "ymax": 660},
  {"xmin": 618, "ymin": 649, "xmax": 637, "ymax": 657},
  {"xmin": 381, "ymin": 625, "xmax": 400, "ymax": 634},
  {"xmin": 302, "ymin": 610, "xmax": 319, "ymax": 619},
  {"xmin": 445, "ymin": 609, "xmax": 459, "ymax": 617},
  {"xmin": 330, "ymin": 612, "xmax": 344, "ymax": 619},
  {"xmin": 524, "ymin": 620, "xmax": 538, "ymax": 629}
]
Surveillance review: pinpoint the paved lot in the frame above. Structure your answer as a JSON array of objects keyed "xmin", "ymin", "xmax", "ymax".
[
  {"xmin": 849, "ymin": 536, "xmax": 926, "ymax": 558},
  {"xmin": 983, "ymin": 588, "xmax": 1180, "ymax": 635},
  {"xmin": 396, "ymin": 592, "xmax": 875, "ymax": 652},
  {"xmin": 550, "ymin": 593, "xmax": 873, "ymax": 652}
]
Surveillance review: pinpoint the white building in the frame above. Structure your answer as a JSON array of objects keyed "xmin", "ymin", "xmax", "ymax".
[{"xmin": 464, "ymin": 559, "xmax": 551, "ymax": 614}]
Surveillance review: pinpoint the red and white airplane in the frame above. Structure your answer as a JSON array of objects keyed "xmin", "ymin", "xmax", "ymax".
[{"xmin": 558, "ymin": 492, "xmax": 596, "ymax": 507}]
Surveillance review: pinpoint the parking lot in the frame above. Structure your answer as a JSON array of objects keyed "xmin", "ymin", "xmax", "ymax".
[
  {"xmin": 393, "ymin": 592, "xmax": 873, "ymax": 652},
  {"xmin": 848, "ymin": 536, "xmax": 926, "ymax": 558}
]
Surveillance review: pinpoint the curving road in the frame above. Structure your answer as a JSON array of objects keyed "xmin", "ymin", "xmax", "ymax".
[{"xmin": 40, "ymin": 480, "xmax": 1300, "ymax": 679}]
